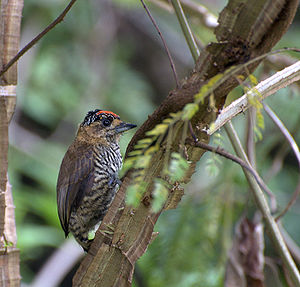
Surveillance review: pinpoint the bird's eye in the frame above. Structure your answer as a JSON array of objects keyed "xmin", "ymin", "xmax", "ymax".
[{"xmin": 102, "ymin": 118, "xmax": 111, "ymax": 127}]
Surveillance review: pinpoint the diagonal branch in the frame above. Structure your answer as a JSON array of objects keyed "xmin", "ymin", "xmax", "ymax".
[
  {"xmin": 170, "ymin": 0, "xmax": 199, "ymax": 61},
  {"xmin": 0, "ymin": 0, "xmax": 78, "ymax": 78},
  {"xmin": 208, "ymin": 59, "xmax": 300, "ymax": 135},
  {"xmin": 186, "ymin": 138, "xmax": 277, "ymax": 211}
]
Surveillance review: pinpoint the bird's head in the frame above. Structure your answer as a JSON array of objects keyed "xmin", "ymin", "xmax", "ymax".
[{"xmin": 77, "ymin": 109, "xmax": 136, "ymax": 145}]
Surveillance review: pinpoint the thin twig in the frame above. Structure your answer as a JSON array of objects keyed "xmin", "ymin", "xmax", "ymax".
[
  {"xmin": 140, "ymin": 0, "xmax": 179, "ymax": 87},
  {"xmin": 170, "ymin": 0, "xmax": 200, "ymax": 61},
  {"xmin": 279, "ymin": 222, "xmax": 300, "ymax": 265},
  {"xmin": 187, "ymin": 123, "xmax": 277, "ymax": 211},
  {"xmin": 263, "ymin": 104, "xmax": 300, "ymax": 220},
  {"xmin": 276, "ymin": 179, "xmax": 300, "ymax": 221},
  {"xmin": 0, "ymin": 0, "xmax": 78, "ymax": 77},
  {"xmin": 264, "ymin": 104, "xmax": 300, "ymax": 168},
  {"xmin": 265, "ymin": 116, "xmax": 300, "ymax": 181}
]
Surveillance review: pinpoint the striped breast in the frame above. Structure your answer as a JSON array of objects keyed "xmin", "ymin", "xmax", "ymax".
[
  {"xmin": 93, "ymin": 142, "xmax": 122, "ymax": 189},
  {"xmin": 72, "ymin": 143, "xmax": 123, "ymax": 231}
]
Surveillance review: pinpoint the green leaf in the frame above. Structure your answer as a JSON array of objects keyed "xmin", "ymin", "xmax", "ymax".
[
  {"xmin": 126, "ymin": 181, "xmax": 148, "ymax": 207},
  {"xmin": 168, "ymin": 153, "xmax": 190, "ymax": 182},
  {"xmin": 170, "ymin": 111, "xmax": 182, "ymax": 119},
  {"xmin": 127, "ymin": 149, "xmax": 143, "ymax": 157},
  {"xmin": 134, "ymin": 137, "xmax": 156, "ymax": 150},
  {"xmin": 182, "ymin": 103, "xmax": 199, "ymax": 120},
  {"xmin": 205, "ymin": 156, "xmax": 221, "ymax": 177},
  {"xmin": 254, "ymin": 126, "xmax": 263, "ymax": 142},
  {"xmin": 144, "ymin": 144, "xmax": 159, "ymax": 155},
  {"xmin": 256, "ymin": 110, "xmax": 265, "ymax": 130},
  {"xmin": 136, "ymin": 137, "xmax": 153, "ymax": 146},
  {"xmin": 120, "ymin": 157, "xmax": 136, "ymax": 177},
  {"xmin": 135, "ymin": 154, "xmax": 152, "ymax": 169},
  {"xmin": 249, "ymin": 74, "xmax": 258, "ymax": 85},
  {"xmin": 151, "ymin": 179, "xmax": 169, "ymax": 213},
  {"xmin": 88, "ymin": 229, "xmax": 97, "ymax": 240},
  {"xmin": 194, "ymin": 73, "xmax": 223, "ymax": 103},
  {"xmin": 126, "ymin": 184, "xmax": 142, "ymax": 207},
  {"xmin": 162, "ymin": 117, "xmax": 175, "ymax": 124},
  {"xmin": 146, "ymin": 123, "xmax": 169, "ymax": 136}
]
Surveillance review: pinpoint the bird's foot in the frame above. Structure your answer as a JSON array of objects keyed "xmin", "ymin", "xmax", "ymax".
[{"xmin": 108, "ymin": 174, "xmax": 122, "ymax": 187}]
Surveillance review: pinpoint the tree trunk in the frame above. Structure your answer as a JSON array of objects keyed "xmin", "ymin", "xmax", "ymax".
[{"xmin": 0, "ymin": 0, "xmax": 24, "ymax": 286}]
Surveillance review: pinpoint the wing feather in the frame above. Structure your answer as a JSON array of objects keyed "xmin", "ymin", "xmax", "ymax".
[{"xmin": 56, "ymin": 142, "xmax": 94, "ymax": 236}]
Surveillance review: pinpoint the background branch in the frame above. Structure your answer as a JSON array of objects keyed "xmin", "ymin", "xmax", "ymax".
[
  {"xmin": 170, "ymin": 0, "xmax": 200, "ymax": 61},
  {"xmin": 140, "ymin": 0, "xmax": 179, "ymax": 87}
]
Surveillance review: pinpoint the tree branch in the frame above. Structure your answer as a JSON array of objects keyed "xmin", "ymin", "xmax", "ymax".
[
  {"xmin": 208, "ymin": 59, "xmax": 300, "ymax": 135},
  {"xmin": 0, "ymin": 0, "xmax": 78, "ymax": 78}
]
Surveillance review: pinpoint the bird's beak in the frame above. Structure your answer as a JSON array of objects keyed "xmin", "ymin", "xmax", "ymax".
[{"xmin": 115, "ymin": 122, "xmax": 137, "ymax": 133}]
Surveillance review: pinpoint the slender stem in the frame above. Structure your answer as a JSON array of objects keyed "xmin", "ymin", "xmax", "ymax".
[
  {"xmin": 140, "ymin": 0, "xmax": 179, "ymax": 87},
  {"xmin": 264, "ymin": 104, "xmax": 300, "ymax": 168},
  {"xmin": 224, "ymin": 121, "xmax": 300, "ymax": 286},
  {"xmin": 170, "ymin": 0, "xmax": 200, "ymax": 61},
  {"xmin": 276, "ymin": 179, "xmax": 300, "ymax": 221}
]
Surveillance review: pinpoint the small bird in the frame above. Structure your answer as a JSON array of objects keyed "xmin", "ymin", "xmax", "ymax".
[{"xmin": 56, "ymin": 109, "xmax": 136, "ymax": 251}]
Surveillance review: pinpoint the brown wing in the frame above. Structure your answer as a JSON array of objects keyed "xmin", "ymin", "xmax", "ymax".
[{"xmin": 56, "ymin": 142, "xmax": 94, "ymax": 236}]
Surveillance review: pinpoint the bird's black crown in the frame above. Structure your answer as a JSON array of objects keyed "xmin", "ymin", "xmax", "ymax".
[{"xmin": 81, "ymin": 109, "xmax": 120, "ymax": 127}]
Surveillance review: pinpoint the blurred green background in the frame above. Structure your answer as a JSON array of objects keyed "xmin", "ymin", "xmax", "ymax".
[{"xmin": 8, "ymin": 0, "xmax": 300, "ymax": 286}]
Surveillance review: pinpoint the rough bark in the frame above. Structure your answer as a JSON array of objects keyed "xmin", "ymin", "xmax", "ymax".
[
  {"xmin": 0, "ymin": 0, "xmax": 23, "ymax": 286},
  {"xmin": 73, "ymin": 0, "xmax": 299, "ymax": 286}
]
